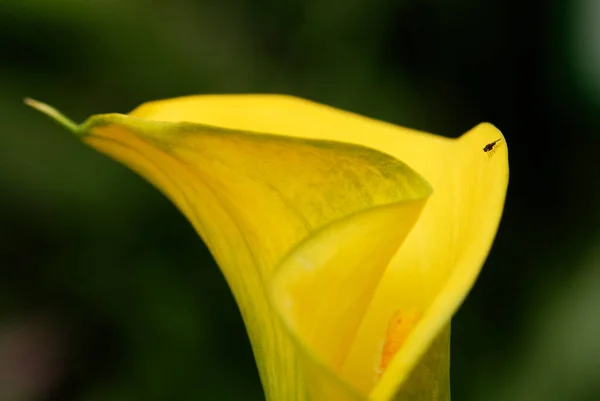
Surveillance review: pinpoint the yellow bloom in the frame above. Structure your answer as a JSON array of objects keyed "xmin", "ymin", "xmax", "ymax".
[{"xmin": 26, "ymin": 95, "xmax": 508, "ymax": 401}]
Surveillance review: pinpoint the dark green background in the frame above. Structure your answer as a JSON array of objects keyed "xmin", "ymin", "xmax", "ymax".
[{"xmin": 1, "ymin": 0, "xmax": 599, "ymax": 400}]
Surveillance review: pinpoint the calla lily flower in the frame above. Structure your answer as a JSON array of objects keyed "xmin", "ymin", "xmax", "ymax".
[{"xmin": 26, "ymin": 95, "xmax": 508, "ymax": 401}]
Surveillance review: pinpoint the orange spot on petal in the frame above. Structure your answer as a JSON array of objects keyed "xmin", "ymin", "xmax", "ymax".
[{"xmin": 379, "ymin": 309, "xmax": 422, "ymax": 374}]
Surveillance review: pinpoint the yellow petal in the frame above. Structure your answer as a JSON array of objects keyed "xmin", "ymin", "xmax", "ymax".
[
  {"xmin": 25, "ymin": 98, "xmax": 433, "ymax": 401},
  {"xmin": 27, "ymin": 96, "xmax": 508, "ymax": 401},
  {"xmin": 128, "ymin": 95, "xmax": 508, "ymax": 399}
]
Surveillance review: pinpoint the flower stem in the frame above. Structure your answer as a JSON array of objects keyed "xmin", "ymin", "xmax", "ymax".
[{"xmin": 24, "ymin": 98, "xmax": 80, "ymax": 135}]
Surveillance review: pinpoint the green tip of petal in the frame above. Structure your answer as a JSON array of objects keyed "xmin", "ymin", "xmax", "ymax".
[{"xmin": 24, "ymin": 98, "xmax": 82, "ymax": 136}]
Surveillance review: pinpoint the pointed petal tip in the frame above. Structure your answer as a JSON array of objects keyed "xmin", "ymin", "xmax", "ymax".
[
  {"xmin": 464, "ymin": 122, "xmax": 504, "ymax": 138},
  {"xmin": 24, "ymin": 98, "xmax": 82, "ymax": 136},
  {"xmin": 459, "ymin": 122, "xmax": 508, "ymax": 158},
  {"xmin": 475, "ymin": 121, "xmax": 500, "ymax": 130}
]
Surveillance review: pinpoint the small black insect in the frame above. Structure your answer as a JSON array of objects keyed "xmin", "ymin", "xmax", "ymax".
[{"xmin": 483, "ymin": 139, "xmax": 502, "ymax": 157}]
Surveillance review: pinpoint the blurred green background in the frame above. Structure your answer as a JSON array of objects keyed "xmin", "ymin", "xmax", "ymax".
[{"xmin": 1, "ymin": 0, "xmax": 599, "ymax": 400}]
